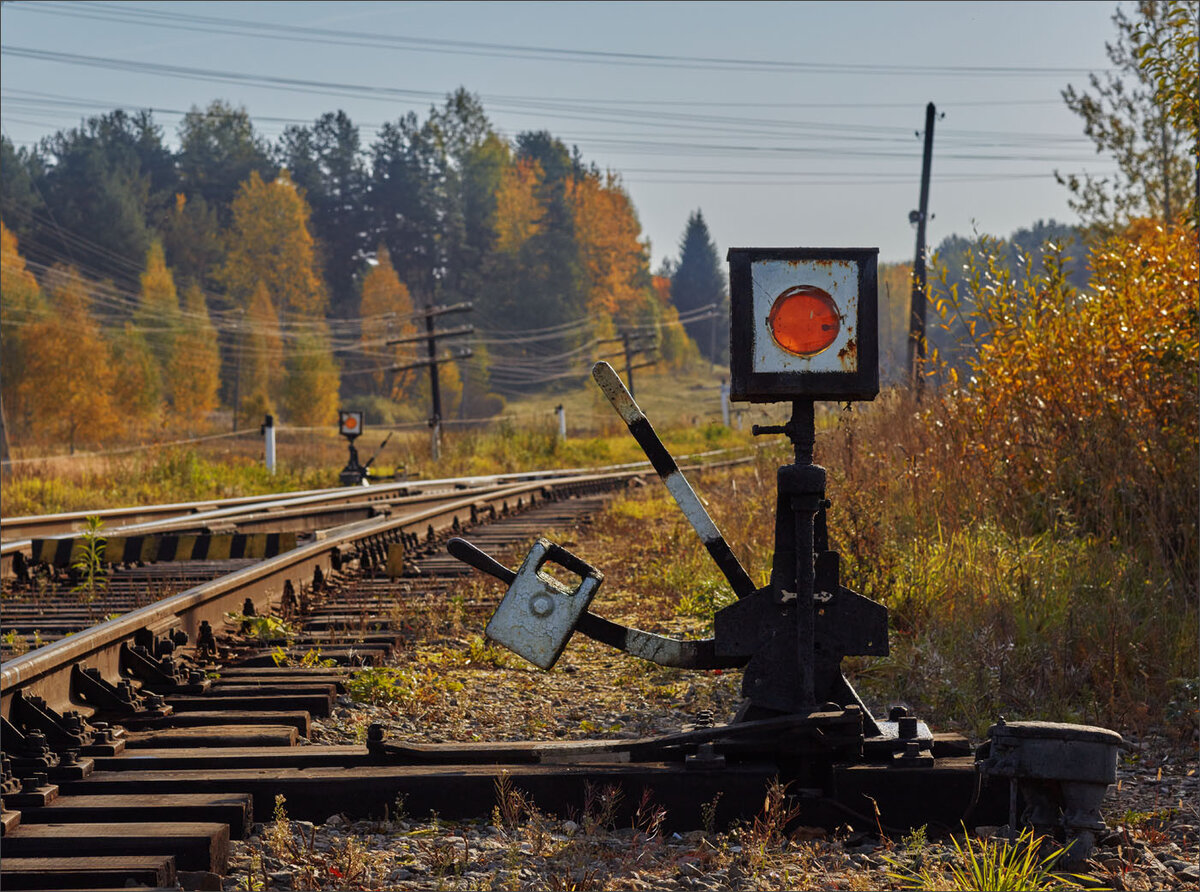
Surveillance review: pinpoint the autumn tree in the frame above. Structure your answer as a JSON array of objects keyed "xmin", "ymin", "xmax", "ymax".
[
  {"xmin": 108, "ymin": 323, "xmax": 162, "ymax": 435},
  {"xmin": 169, "ymin": 282, "xmax": 221, "ymax": 430},
  {"xmin": 282, "ymin": 328, "xmax": 340, "ymax": 426},
  {"xmin": 17, "ymin": 266, "xmax": 118, "ymax": 451},
  {"xmin": 1059, "ymin": 1, "xmax": 1196, "ymax": 230},
  {"xmin": 218, "ymin": 170, "xmax": 327, "ymax": 317},
  {"xmin": 161, "ymin": 191, "xmax": 223, "ymax": 291},
  {"xmin": 670, "ymin": 210, "xmax": 726, "ymax": 362},
  {"xmin": 1, "ymin": 220, "xmax": 47, "ymax": 437},
  {"xmin": 235, "ymin": 282, "xmax": 283, "ymax": 426},
  {"xmin": 358, "ymin": 246, "xmax": 416, "ymax": 397},
  {"xmin": 569, "ymin": 170, "xmax": 654, "ymax": 328},
  {"xmin": 135, "ymin": 241, "xmax": 181, "ymax": 384}
]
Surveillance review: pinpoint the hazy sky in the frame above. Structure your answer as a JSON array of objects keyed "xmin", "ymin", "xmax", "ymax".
[{"xmin": 1, "ymin": 1, "xmax": 1119, "ymax": 267}]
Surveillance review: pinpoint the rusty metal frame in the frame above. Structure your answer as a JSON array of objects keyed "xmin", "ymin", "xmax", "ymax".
[{"xmin": 727, "ymin": 247, "xmax": 879, "ymax": 403}]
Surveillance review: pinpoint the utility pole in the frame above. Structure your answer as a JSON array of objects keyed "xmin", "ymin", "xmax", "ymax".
[
  {"xmin": 907, "ymin": 102, "xmax": 937, "ymax": 398},
  {"xmin": 0, "ymin": 390, "xmax": 12, "ymax": 477},
  {"xmin": 388, "ymin": 303, "xmax": 473, "ymax": 462},
  {"xmin": 597, "ymin": 330, "xmax": 658, "ymax": 399}
]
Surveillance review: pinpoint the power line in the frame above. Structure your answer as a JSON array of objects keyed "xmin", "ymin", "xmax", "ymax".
[{"xmin": 8, "ymin": 1, "xmax": 1113, "ymax": 78}]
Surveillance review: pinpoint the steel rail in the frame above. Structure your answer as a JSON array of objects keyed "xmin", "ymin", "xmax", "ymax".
[
  {"xmin": 0, "ymin": 470, "xmax": 643, "ymax": 716},
  {"xmin": 0, "ymin": 448, "xmax": 753, "ymax": 575}
]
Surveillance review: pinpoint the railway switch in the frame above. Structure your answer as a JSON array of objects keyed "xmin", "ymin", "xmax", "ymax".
[{"xmin": 446, "ymin": 244, "xmax": 1124, "ymax": 856}]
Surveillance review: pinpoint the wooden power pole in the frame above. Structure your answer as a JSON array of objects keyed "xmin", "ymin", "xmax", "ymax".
[{"xmin": 907, "ymin": 102, "xmax": 937, "ymax": 397}]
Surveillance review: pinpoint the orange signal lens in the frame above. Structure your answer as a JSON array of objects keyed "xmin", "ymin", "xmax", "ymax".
[{"xmin": 767, "ymin": 285, "xmax": 840, "ymax": 357}]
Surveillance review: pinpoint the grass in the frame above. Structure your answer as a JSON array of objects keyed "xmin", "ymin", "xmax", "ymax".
[
  {"xmin": 885, "ymin": 827, "xmax": 1080, "ymax": 891},
  {"xmin": 0, "ymin": 369, "xmax": 767, "ymax": 516}
]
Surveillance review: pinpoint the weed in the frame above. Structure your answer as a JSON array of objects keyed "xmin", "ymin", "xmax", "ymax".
[
  {"xmin": 581, "ymin": 782, "xmax": 623, "ymax": 835},
  {"xmin": 467, "ymin": 635, "xmax": 513, "ymax": 668},
  {"xmin": 700, "ymin": 792, "xmax": 724, "ymax": 834},
  {"xmin": 2, "ymin": 630, "xmax": 29, "ymax": 657},
  {"xmin": 631, "ymin": 787, "xmax": 666, "ymax": 841},
  {"xmin": 902, "ymin": 824, "xmax": 929, "ymax": 852},
  {"xmin": 70, "ymin": 515, "xmax": 107, "ymax": 614},
  {"xmin": 886, "ymin": 826, "xmax": 1080, "ymax": 891},
  {"xmin": 272, "ymin": 646, "xmax": 336, "ymax": 668},
  {"xmin": 745, "ymin": 777, "xmax": 803, "ymax": 851},
  {"xmin": 225, "ymin": 611, "xmax": 291, "ymax": 641}
]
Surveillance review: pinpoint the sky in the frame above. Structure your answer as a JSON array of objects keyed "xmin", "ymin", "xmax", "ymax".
[{"xmin": 1, "ymin": 0, "xmax": 1121, "ymax": 267}]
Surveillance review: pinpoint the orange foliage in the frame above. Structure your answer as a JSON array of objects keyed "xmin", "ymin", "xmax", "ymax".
[
  {"xmin": 16, "ymin": 266, "xmax": 119, "ymax": 450},
  {"xmin": 169, "ymin": 283, "xmax": 221, "ymax": 430},
  {"xmin": 569, "ymin": 172, "xmax": 652, "ymax": 319},
  {"xmin": 359, "ymin": 246, "xmax": 416, "ymax": 397},
  {"xmin": 1, "ymin": 221, "xmax": 47, "ymax": 435},
  {"xmin": 651, "ymin": 275, "xmax": 671, "ymax": 305}
]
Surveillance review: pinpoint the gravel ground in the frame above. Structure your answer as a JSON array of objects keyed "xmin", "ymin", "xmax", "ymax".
[{"xmin": 221, "ymin": 618, "xmax": 1198, "ymax": 891}]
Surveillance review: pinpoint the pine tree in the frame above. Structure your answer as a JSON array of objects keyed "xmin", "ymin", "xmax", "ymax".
[
  {"xmin": 670, "ymin": 210, "xmax": 727, "ymax": 363},
  {"xmin": 169, "ymin": 282, "xmax": 221, "ymax": 430}
]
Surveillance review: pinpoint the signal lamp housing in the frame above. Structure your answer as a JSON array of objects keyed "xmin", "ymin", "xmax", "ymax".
[{"xmin": 727, "ymin": 247, "xmax": 879, "ymax": 403}]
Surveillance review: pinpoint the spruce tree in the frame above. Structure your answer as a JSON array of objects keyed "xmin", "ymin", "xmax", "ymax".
[{"xmin": 670, "ymin": 210, "xmax": 727, "ymax": 363}]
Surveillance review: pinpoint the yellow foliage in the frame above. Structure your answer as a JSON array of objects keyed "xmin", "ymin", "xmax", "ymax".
[
  {"xmin": 237, "ymin": 281, "xmax": 284, "ymax": 425},
  {"xmin": 939, "ymin": 220, "xmax": 1198, "ymax": 591},
  {"xmin": 135, "ymin": 240, "xmax": 180, "ymax": 385},
  {"xmin": 569, "ymin": 172, "xmax": 652, "ymax": 320},
  {"xmin": 359, "ymin": 246, "xmax": 416, "ymax": 396},
  {"xmin": 218, "ymin": 170, "xmax": 326, "ymax": 318},
  {"xmin": 282, "ymin": 327, "xmax": 340, "ymax": 426},
  {"xmin": 169, "ymin": 283, "xmax": 221, "ymax": 430},
  {"xmin": 16, "ymin": 266, "xmax": 119, "ymax": 450},
  {"xmin": 1, "ymin": 220, "xmax": 47, "ymax": 435},
  {"xmin": 492, "ymin": 158, "xmax": 542, "ymax": 254}
]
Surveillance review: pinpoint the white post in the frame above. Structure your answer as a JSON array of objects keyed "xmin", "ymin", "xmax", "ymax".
[
  {"xmin": 555, "ymin": 404, "xmax": 567, "ymax": 441},
  {"xmin": 720, "ymin": 380, "xmax": 731, "ymax": 427},
  {"xmin": 263, "ymin": 414, "xmax": 276, "ymax": 474},
  {"xmin": 431, "ymin": 421, "xmax": 441, "ymax": 463}
]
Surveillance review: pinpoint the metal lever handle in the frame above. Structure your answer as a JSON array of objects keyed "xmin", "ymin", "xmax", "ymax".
[
  {"xmin": 447, "ymin": 537, "xmax": 515, "ymax": 585},
  {"xmin": 592, "ymin": 361, "xmax": 756, "ymax": 599},
  {"xmin": 446, "ymin": 537, "xmax": 744, "ymax": 670}
]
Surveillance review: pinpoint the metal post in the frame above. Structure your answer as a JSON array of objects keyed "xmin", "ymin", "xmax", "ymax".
[
  {"xmin": 556, "ymin": 404, "xmax": 567, "ymax": 441},
  {"xmin": 790, "ymin": 400, "xmax": 818, "ymax": 709},
  {"xmin": 262, "ymin": 414, "xmax": 276, "ymax": 475},
  {"xmin": 426, "ymin": 308, "xmax": 442, "ymax": 462},
  {"xmin": 720, "ymin": 380, "xmax": 731, "ymax": 427},
  {"xmin": 908, "ymin": 102, "xmax": 936, "ymax": 397},
  {"xmin": 622, "ymin": 332, "xmax": 636, "ymax": 399},
  {"xmin": 709, "ymin": 303, "xmax": 717, "ymax": 367}
]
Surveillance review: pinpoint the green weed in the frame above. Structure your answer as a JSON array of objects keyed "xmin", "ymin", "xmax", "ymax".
[{"xmin": 886, "ymin": 826, "xmax": 1079, "ymax": 891}]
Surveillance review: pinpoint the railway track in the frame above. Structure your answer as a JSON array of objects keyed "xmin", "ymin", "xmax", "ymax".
[{"xmin": 0, "ymin": 464, "xmax": 654, "ymax": 891}]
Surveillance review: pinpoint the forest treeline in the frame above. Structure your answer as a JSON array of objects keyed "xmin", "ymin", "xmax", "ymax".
[{"xmin": 1, "ymin": 90, "xmax": 721, "ymax": 450}]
